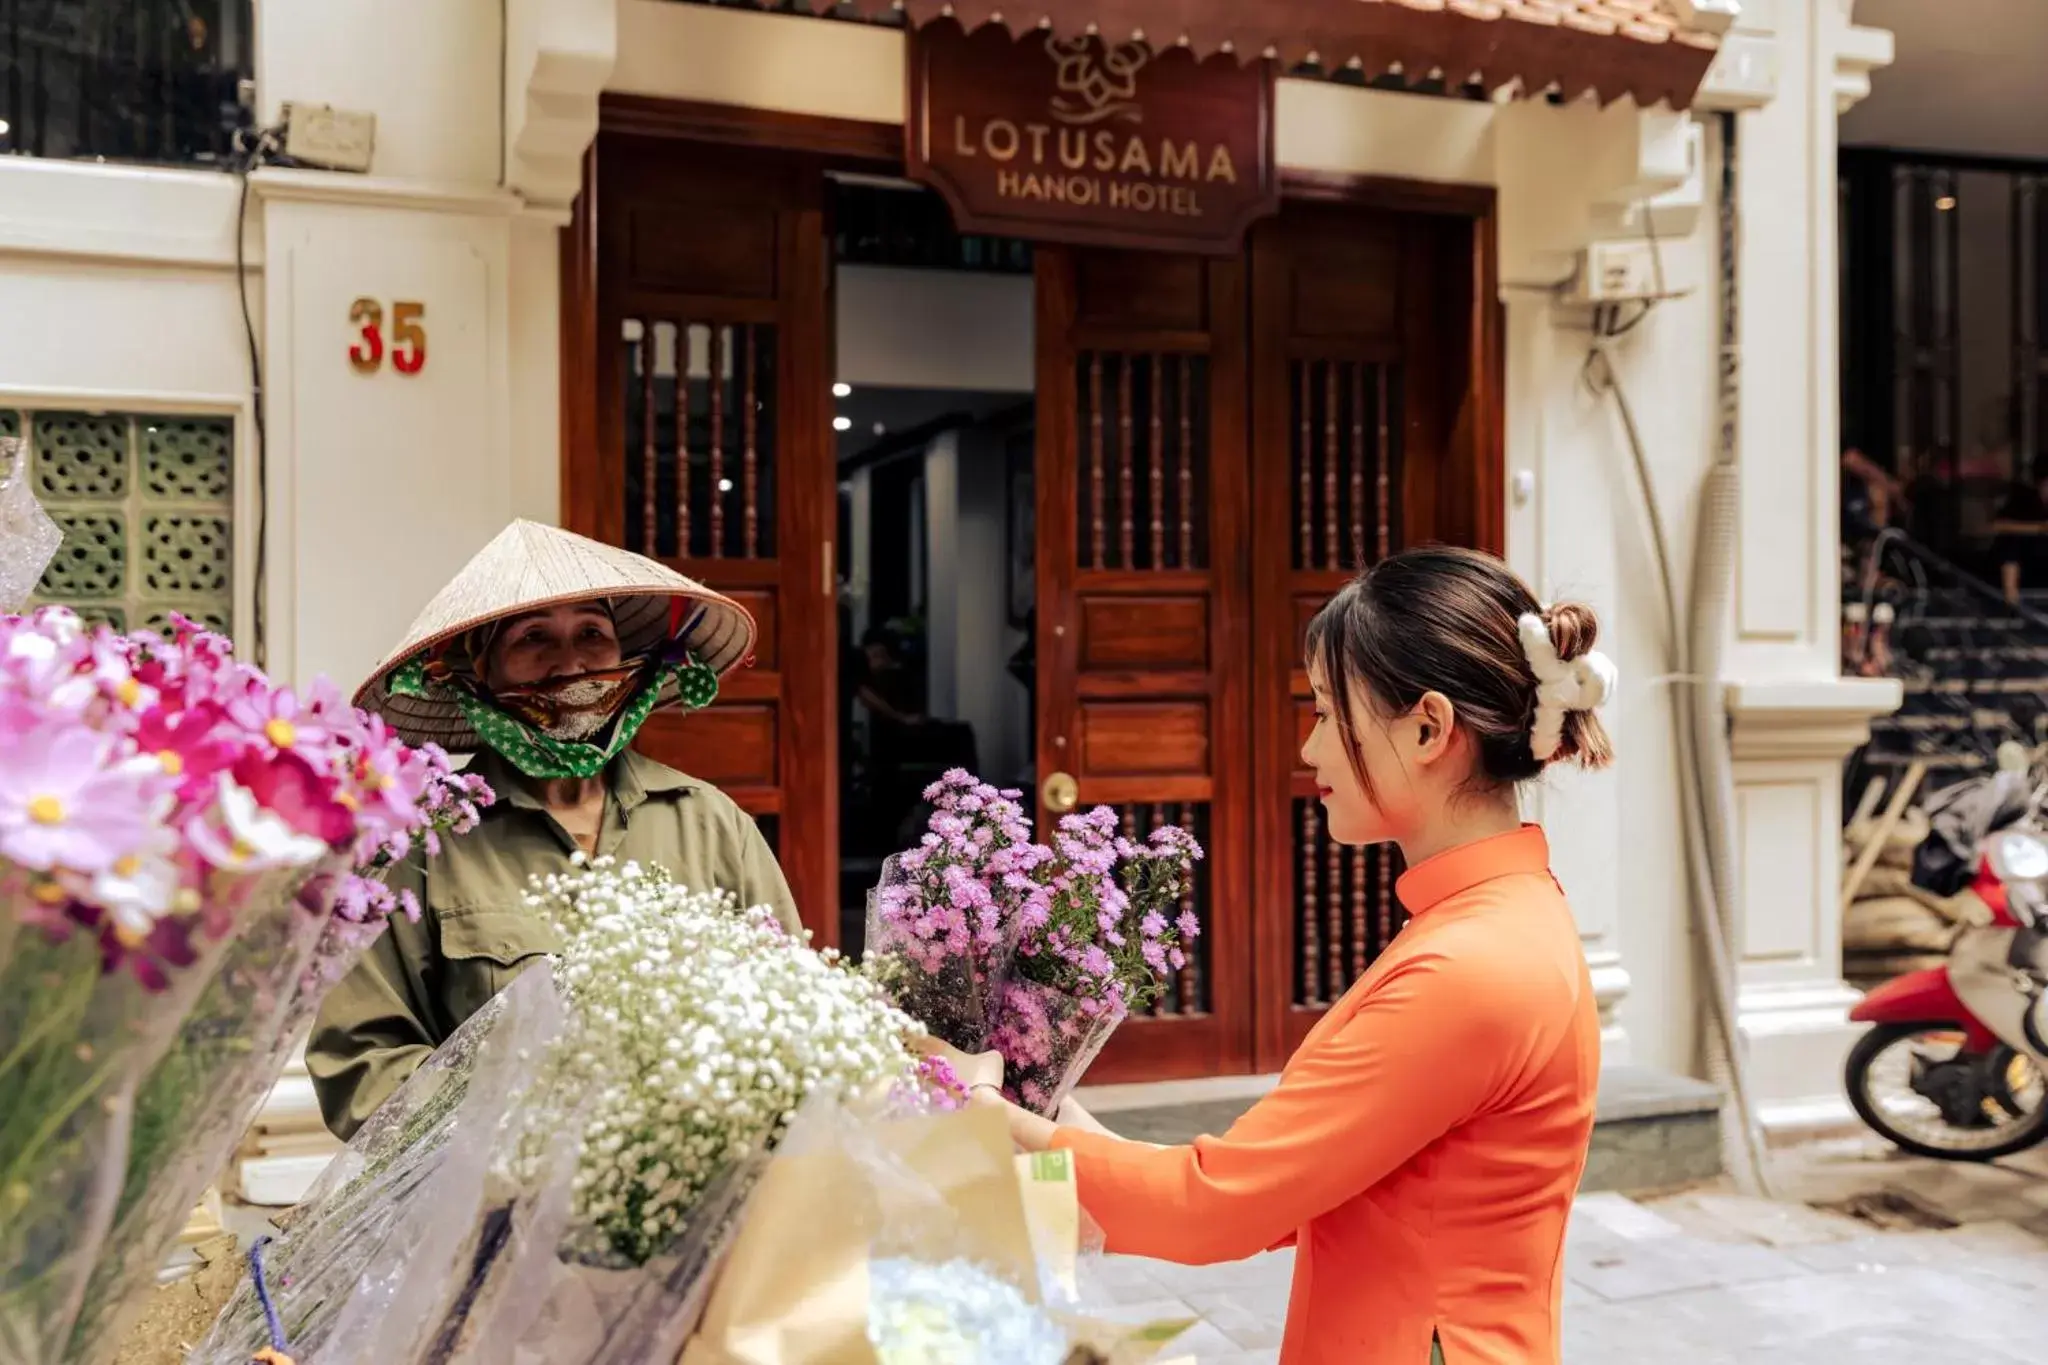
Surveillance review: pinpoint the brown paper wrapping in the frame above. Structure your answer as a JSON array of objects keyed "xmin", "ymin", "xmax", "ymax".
[{"xmin": 679, "ymin": 1107, "xmax": 1192, "ymax": 1365}]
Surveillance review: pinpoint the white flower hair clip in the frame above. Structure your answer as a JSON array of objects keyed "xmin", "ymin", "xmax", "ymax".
[{"xmin": 1518, "ymin": 613, "xmax": 1618, "ymax": 762}]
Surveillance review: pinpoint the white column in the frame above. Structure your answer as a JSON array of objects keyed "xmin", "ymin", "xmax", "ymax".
[
  {"xmin": 241, "ymin": 0, "xmax": 581, "ymax": 1191},
  {"xmin": 1494, "ymin": 100, "xmax": 1705, "ymax": 1062},
  {"xmin": 1718, "ymin": 0, "xmax": 1899, "ymax": 1140}
]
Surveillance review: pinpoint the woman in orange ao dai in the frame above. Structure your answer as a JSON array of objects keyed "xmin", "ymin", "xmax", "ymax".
[{"xmin": 975, "ymin": 546, "xmax": 1619, "ymax": 1365}]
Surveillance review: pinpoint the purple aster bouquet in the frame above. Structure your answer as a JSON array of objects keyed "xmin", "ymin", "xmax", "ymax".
[
  {"xmin": 0, "ymin": 606, "xmax": 490, "ymax": 1365},
  {"xmin": 995, "ymin": 812, "xmax": 1203, "ymax": 1115},
  {"xmin": 867, "ymin": 771, "xmax": 1203, "ymax": 1117},
  {"xmin": 862, "ymin": 771, "xmax": 1047, "ymax": 1054}
]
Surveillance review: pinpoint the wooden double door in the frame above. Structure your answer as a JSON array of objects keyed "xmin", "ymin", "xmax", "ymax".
[{"xmin": 567, "ymin": 129, "xmax": 1498, "ymax": 1080}]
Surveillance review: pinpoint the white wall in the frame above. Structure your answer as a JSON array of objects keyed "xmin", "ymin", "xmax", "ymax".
[
  {"xmin": 0, "ymin": 0, "xmax": 564, "ymax": 698},
  {"xmin": 244, "ymin": 0, "xmax": 558, "ymax": 696},
  {"xmin": 0, "ymin": 159, "xmax": 259, "ymax": 640},
  {"xmin": 256, "ymin": 183, "xmax": 519, "ymax": 693},
  {"xmin": 256, "ymin": 0, "xmax": 503, "ymax": 184}
]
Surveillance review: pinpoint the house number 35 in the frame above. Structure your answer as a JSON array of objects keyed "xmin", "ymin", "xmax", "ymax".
[{"xmin": 348, "ymin": 299, "xmax": 428, "ymax": 376}]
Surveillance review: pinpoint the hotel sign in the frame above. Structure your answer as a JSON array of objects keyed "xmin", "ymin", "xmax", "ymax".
[{"xmin": 906, "ymin": 22, "xmax": 1279, "ymax": 254}]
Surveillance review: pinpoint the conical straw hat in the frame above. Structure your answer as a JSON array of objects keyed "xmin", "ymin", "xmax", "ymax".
[{"xmin": 353, "ymin": 520, "xmax": 756, "ymax": 751}]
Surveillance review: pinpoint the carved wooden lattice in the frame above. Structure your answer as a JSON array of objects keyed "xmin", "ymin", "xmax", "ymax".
[
  {"xmin": 621, "ymin": 319, "xmax": 780, "ymax": 563},
  {"xmin": 1105, "ymin": 800, "xmax": 1213, "ymax": 1018},
  {"xmin": 1289, "ymin": 358, "xmax": 1397, "ymax": 574},
  {"xmin": 1291, "ymin": 800, "xmax": 1405, "ymax": 1007},
  {"xmin": 1073, "ymin": 352, "xmax": 1209, "ymax": 572}
]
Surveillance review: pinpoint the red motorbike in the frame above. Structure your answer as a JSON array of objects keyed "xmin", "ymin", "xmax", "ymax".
[{"xmin": 1846, "ymin": 828, "xmax": 2048, "ymax": 1159}]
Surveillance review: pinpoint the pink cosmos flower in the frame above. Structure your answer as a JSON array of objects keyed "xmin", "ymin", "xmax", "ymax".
[
  {"xmin": 0, "ymin": 722, "xmax": 173, "ymax": 874},
  {"xmin": 338, "ymin": 712, "xmax": 431, "ymax": 835},
  {"xmin": 131, "ymin": 702, "xmax": 239, "ymax": 802},
  {"xmin": 231, "ymin": 750, "xmax": 355, "ymax": 848},
  {"xmin": 83, "ymin": 631, "xmax": 158, "ymax": 720},
  {"xmin": 3, "ymin": 621, "xmax": 97, "ymax": 718},
  {"xmin": 225, "ymin": 681, "xmax": 335, "ymax": 764},
  {"xmin": 66, "ymin": 818, "xmax": 186, "ymax": 947},
  {"xmin": 186, "ymin": 772, "xmax": 333, "ymax": 873}
]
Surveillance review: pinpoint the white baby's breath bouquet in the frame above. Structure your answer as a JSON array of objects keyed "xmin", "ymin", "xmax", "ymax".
[
  {"xmin": 196, "ymin": 859, "xmax": 965, "ymax": 1365},
  {"xmin": 523, "ymin": 856, "xmax": 932, "ymax": 1264}
]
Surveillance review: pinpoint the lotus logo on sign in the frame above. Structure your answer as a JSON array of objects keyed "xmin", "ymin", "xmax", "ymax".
[
  {"xmin": 907, "ymin": 21, "xmax": 1279, "ymax": 255},
  {"xmin": 1046, "ymin": 35, "xmax": 1148, "ymax": 126}
]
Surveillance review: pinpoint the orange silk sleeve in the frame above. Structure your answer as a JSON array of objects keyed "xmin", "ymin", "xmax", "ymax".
[{"xmin": 1050, "ymin": 953, "xmax": 1537, "ymax": 1264}]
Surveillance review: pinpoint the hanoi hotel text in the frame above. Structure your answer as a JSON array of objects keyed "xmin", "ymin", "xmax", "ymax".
[{"xmin": 949, "ymin": 116, "xmax": 1243, "ymax": 219}]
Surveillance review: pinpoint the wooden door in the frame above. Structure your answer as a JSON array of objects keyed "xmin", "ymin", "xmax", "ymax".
[
  {"xmin": 569, "ymin": 134, "xmax": 840, "ymax": 943},
  {"xmin": 1248, "ymin": 196, "xmax": 1499, "ymax": 1069},
  {"xmin": 1034, "ymin": 246, "xmax": 1256, "ymax": 1082}
]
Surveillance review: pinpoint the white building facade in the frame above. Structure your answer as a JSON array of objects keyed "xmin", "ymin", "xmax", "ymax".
[{"xmin": 0, "ymin": 0, "xmax": 1900, "ymax": 1195}]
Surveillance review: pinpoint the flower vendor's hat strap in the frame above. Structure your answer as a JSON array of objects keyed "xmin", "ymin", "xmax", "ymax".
[
  {"xmin": 355, "ymin": 519, "xmax": 754, "ymax": 751},
  {"xmin": 387, "ymin": 653, "xmax": 720, "ymax": 776}
]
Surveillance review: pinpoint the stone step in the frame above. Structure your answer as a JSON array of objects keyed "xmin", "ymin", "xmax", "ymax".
[{"xmin": 1581, "ymin": 1064, "xmax": 1724, "ymax": 1195}]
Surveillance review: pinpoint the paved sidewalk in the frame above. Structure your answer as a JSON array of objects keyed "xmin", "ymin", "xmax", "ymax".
[{"xmin": 1087, "ymin": 1175, "xmax": 2048, "ymax": 1363}]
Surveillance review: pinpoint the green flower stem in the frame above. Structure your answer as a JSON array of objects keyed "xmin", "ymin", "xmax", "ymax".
[
  {"xmin": 0, "ymin": 963, "xmax": 93, "ymax": 1092},
  {"xmin": 0, "ymin": 1048, "xmax": 128, "ymax": 1200}
]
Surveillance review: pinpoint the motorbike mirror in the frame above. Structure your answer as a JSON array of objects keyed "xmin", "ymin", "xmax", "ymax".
[{"xmin": 1990, "ymin": 830, "xmax": 2048, "ymax": 885}]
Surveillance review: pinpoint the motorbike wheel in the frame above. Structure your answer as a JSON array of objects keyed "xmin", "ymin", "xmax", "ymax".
[{"xmin": 1845, "ymin": 1023, "xmax": 2048, "ymax": 1161}]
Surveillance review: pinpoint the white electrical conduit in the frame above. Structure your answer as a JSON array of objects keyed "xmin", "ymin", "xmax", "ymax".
[
  {"xmin": 1576, "ymin": 112, "xmax": 1773, "ymax": 1196},
  {"xmin": 1582, "ymin": 347, "xmax": 1770, "ymax": 1197}
]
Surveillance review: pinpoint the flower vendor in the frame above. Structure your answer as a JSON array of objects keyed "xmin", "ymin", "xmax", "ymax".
[{"xmin": 307, "ymin": 520, "xmax": 799, "ymax": 1139}]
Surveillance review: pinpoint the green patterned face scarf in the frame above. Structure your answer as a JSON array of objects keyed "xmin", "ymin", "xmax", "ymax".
[{"xmin": 388, "ymin": 652, "xmax": 721, "ymax": 779}]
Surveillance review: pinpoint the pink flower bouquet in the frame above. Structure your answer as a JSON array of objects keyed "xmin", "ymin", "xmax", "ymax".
[
  {"xmin": 862, "ymin": 772, "xmax": 1046, "ymax": 1053},
  {"xmin": 0, "ymin": 608, "xmax": 491, "ymax": 1365},
  {"xmin": 996, "ymin": 811, "xmax": 1204, "ymax": 1115},
  {"xmin": 866, "ymin": 771, "xmax": 1203, "ymax": 1117}
]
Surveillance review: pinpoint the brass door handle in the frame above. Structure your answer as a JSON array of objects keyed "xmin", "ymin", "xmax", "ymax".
[{"xmin": 1042, "ymin": 771, "xmax": 1079, "ymax": 814}]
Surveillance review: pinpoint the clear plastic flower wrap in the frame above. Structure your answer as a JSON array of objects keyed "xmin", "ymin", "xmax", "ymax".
[
  {"xmin": 862, "ymin": 773, "xmax": 1043, "ymax": 1054},
  {"xmin": 991, "ymin": 980, "xmax": 1126, "ymax": 1120},
  {"xmin": 680, "ymin": 1099, "xmax": 1194, "ymax": 1365},
  {"xmin": 424, "ymin": 1139, "xmax": 768, "ymax": 1365},
  {"xmin": 63, "ymin": 861, "xmax": 341, "ymax": 1365},
  {"xmin": 409, "ymin": 857, "xmax": 946, "ymax": 1365},
  {"xmin": 192, "ymin": 965, "xmax": 568, "ymax": 1365},
  {"xmin": 994, "ymin": 813, "xmax": 1204, "ymax": 1117},
  {"xmin": 1, "ymin": 604, "xmax": 494, "ymax": 1363},
  {"xmin": 199, "ymin": 858, "xmax": 960, "ymax": 1365},
  {"xmin": 0, "ymin": 903, "xmax": 241, "ymax": 1365},
  {"xmin": 0, "ymin": 435, "xmax": 61, "ymax": 613}
]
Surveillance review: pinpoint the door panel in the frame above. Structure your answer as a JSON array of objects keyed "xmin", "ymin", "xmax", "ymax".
[
  {"xmin": 1035, "ymin": 246, "xmax": 1255, "ymax": 1082},
  {"xmin": 579, "ymin": 135, "xmax": 838, "ymax": 943},
  {"xmin": 1250, "ymin": 201, "xmax": 1491, "ymax": 1068}
]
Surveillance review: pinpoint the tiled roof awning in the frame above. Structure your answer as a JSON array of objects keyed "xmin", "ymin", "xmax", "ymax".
[{"xmin": 773, "ymin": 0, "xmax": 1726, "ymax": 109}]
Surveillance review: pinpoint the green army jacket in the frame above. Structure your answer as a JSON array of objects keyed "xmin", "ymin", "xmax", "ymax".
[{"xmin": 306, "ymin": 748, "xmax": 800, "ymax": 1140}]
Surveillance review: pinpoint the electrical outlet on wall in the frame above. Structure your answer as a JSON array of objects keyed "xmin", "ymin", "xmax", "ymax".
[
  {"xmin": 281, "ymin": 103, "xmax": 376, "ymax": 173},
  {"xmin": 1566, "ymin": 241, "xmax": 1669, "ymax": 304}
]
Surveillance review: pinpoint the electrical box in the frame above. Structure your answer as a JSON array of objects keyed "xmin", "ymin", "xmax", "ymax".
[
  {"xmin": 1566, "ymin": 240, "xmax": 1669, "ymax": 304},
  {"xmin": 281, "ymin": 103, "xmax": 376, "ymax": 174}
]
